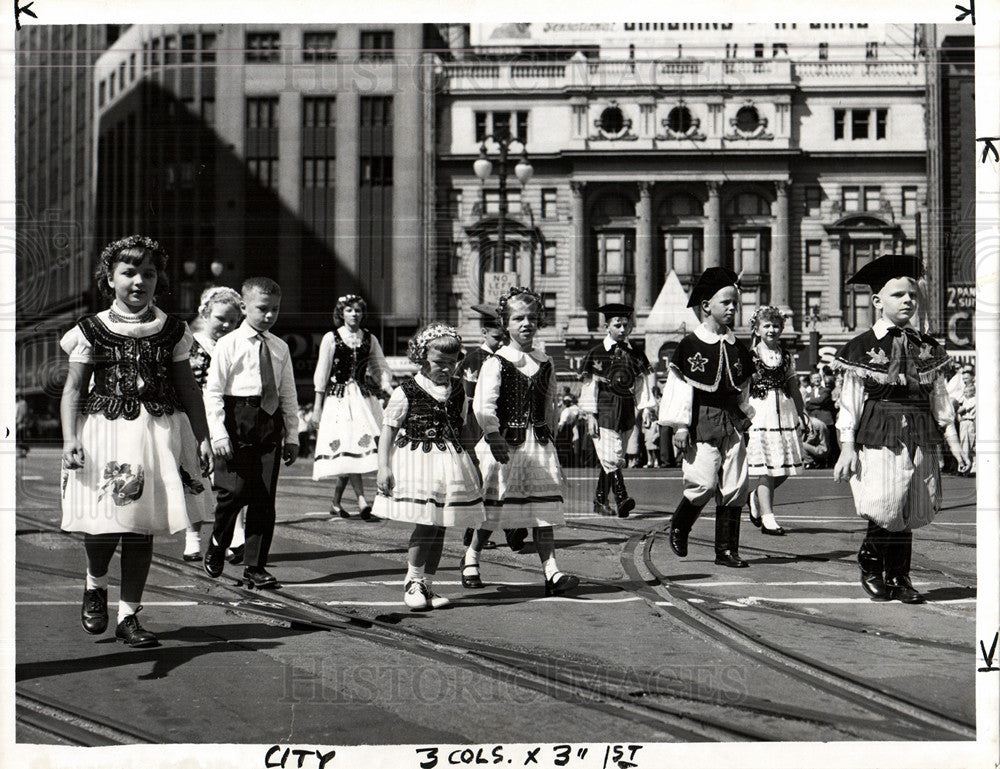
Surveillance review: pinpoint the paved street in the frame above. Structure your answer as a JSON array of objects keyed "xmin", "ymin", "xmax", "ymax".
[{"xmin": 14, "ymin": 446, "xmax": 977, "ymax": 754}]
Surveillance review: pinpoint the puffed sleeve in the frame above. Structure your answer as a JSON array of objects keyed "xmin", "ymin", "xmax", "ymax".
[
  {"xmin": 930, "ymin": 376, "xmax": 957, "ymax": 432},
  {"xmin": 367, "ymin": 335, "xmax": 394, "ymax": 394},
  {"xmin": 473, "ymin": 355, "xmax": 502, "ymax": 435},
  {"xmin": 60, "ymin": 325, "xmax": 93, "ymax": 363},
  {"xmin": 834, "ymin": 370, "xmax": 866, "ymax": 445},
  {"xmin": 658, "ymin": 365, "xmax": 693, "ymax": 428},
  {"xmin": 382, "ymin": 386, "xmax": 409, "ymax": 429},
  {"xmin": 172, "ymin": 322, "xmax": 194, "ymax": 362},
  {"xmin": 312, "ymin": 332, "xmax": 335, "ymax": 394},
  {"xmin": 634, "ymin": 368, "xmax": 657, "ymax": 410}
]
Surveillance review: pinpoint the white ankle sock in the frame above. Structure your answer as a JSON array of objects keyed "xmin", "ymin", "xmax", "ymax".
[
  {"xmin": 117, "ymin": 600, "xmax": 140, "ymax": 625},
  {"xmin": 230, "ymin": 515, "xmax": 246, "ymax": 548},
  {"xmin": 405, "ymin": 564, "xmax": 425, "ymax": 584},
  {"xmin": 762, "ymin": 511, "xmax": 781, "ymax": 529},
  {"xmin": 184, "ymin": 529, "xmax": 201, "ymax": 553},
  {"xmin": 464, "ymin": 546, "xmax": 480, "ymax": 566},
  {"xmin": 86, "ymin": 572, "xmax": 108, "ymax": 591},
  {"xmin": 542, "ymin": 557, "xmax": 559, "ymax": 580}
]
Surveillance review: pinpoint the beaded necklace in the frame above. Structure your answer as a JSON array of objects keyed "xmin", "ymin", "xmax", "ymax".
[{"xmin": 108, "ymin": 304, "xmax": 156, "ymax": 325}]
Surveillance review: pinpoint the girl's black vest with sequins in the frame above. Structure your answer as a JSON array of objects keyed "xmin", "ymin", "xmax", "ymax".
[
  {"xmin": 78, "ymin": 314, "xmax": 186, "ymax": 420},
  {"xmin": 749, "ymin": 347, "xmax": 793, "ymax": 400},
  {"xmin": 393, "ymin": 377, "xmax": 466, "ymax": 453},
  {"xmin": 495, "ymin": 356, "xmax": 553, "ymax": 446},
  {"xmin": 326, "ymin": 329, "xmax": 373, "ymax": 397}
]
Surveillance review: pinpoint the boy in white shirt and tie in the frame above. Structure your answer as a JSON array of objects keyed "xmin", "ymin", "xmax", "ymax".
[{"xmin": 202, "ymin": 277, "xmax": 299, "ymax": 588}]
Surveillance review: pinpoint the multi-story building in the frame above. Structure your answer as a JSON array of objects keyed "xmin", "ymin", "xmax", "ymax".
[
  {"xmin": 92, "ymin": 23, "xmax": 444, "ymax": 389},
  {"xmin": 15, "ymin": 24, "xmax": 122, "ymax": 422},
  {"xmin": 433, "ymin": 23, "xmax": 935, "ymax": 375}
]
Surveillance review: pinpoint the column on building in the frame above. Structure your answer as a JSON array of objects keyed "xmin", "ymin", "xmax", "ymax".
[
  {"xmin": 771, "ymin": 179, "xmax": 792, "ymax": 323},
  {"xmin": 567, "ymin": 180, "xmax": 588, "ymax": 331},
  {"xmin": 634, "ymin": 181, "xmax": 653, "ymax": 315},
  {"xmin": 278, "ymin": 91, "xmax": 302, "ymax": 310},
  {"xmin": 704, "ymin": 181, "xmax": 722, "ymax": 270}
]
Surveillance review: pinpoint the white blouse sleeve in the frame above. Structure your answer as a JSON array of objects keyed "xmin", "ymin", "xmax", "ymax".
[
  {"xmin": 930, "ymin": 376, "xmax": 958, "ymax": 432},
  {"xmin": 473, "ymin": 355, "xmax": 502, "ymax": 435},
  {"xmin": 577, "ymin": 378, "xmax": 598, "ymax": 415},
  {"xmin": 658, "ymin": 366, "xmax": 693, "ymax": 428},
  {"xmin": 368, "ymin": 335, "xmax": 394, "ymax": 394},
  {"xmin": 312, "ymin": 332, "xmax": 335, "ymax": 394},
  {"xmin": 834, "ymin": 370, "xmax": 866, "ymax": 445},
  {"xmin": 382, "ymin": 386, "xmax": 409, "ymax": 429},
  {"xmin": 172, "ymin": 322, "xmax": 194, "ymax": 362},
  {"xmin": 59, "ymin": 325, "xmax": 93, "ymax": 363}
]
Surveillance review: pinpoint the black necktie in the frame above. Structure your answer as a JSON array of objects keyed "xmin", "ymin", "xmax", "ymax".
[{"xmin": 258, "ymin": 333, "xmax": 279, "ymax": 415}]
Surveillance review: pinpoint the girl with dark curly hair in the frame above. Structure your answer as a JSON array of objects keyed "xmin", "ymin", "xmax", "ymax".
[{"xmin": 60, "ymin": 235, "xmax": 215, "ymax": 647}]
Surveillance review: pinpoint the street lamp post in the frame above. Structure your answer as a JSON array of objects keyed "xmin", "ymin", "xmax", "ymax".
[{"xmin": 473, "ymin": 133, "xmax": 533, "ymax": 287}]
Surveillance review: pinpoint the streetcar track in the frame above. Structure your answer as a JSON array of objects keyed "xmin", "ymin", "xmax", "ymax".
[{"xmin": 16, "ymin": 690, "xmax": 160, "ymax": 745}]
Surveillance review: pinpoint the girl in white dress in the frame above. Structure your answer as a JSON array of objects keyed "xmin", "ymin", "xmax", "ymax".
[
  {"xmin": 182, "ymin": 286, "xmax": 243, "ymax": 562},
  {"xmin": 311, "ymin": 294, "xmax": 394, "ymax": 519},
  {"xmin": 60, "ymin": 235, "xmax": 215, "ymax": 647},
  {"xmin": 745, "ymin": 307, "xmax": 808, "ymax": 535},
  {"xmin": 462, "ymin": 287, "xmax": 579, "ymax": 597},
  {"xmin": 373, "ymin": 323, "xmax": 486, "ymax": 610}
]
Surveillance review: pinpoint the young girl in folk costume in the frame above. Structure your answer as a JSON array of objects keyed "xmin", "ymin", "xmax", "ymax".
[
  {"xmin": 745, "ymin": 306, "xmax": 808, "ymax": 536},
  {"xmin": 462, "ymin": 287, "xmax": 579, "ymax": 597},
  {"xmin": 182, "ymin": 286, "xmax": 243, "ymax": 563},
  {"xmin": 60, "ymin": 235, "xmax": 215, "ymax": 647},
  {"xmin": 833, "ymin": 255, "xmax": 970, "ymax": 603},
  {"xmin": 311, "ymin": 294, "xmax": 394, "ymax": 519},
  {"xmin": 373, "ymin": 323, "xmax": 486, "ymax": 610}
]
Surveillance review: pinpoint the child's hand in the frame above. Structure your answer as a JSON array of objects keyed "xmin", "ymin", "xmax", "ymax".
[
  {"xmin": 61, "ymin": 439, "xmax": 85, "ymax": 470},
  {"xmin": 376, "ymin": 466, "xmax": 395, "ymax": 496},
  {"xmin": 213, "ymin": 437, "xmax": 234, "ymax": 461},
  {"xmin": 586, "ymin": 414, "xmax": 599, "ymax": 438},
  {"xmin": 198, "ymin": 438, "xmax": 214, "ymax": 476},
  {"xmin": 282, "ymin": 443, "xmax": 299, "ymax": 466},
  {"xmin": 671, "ymin": 427, "xmax": 690, "ymax": 454},
  {"xmin": 486, "ymin": 432, "xmax": 510, "ymax": 464},
  {"xmin": 641, "ymin": 408, "xmax": 656, "ymax": 430},
  {"xmin": 833, "ymin": 447, "xmax": 858, "ymax": 482}
]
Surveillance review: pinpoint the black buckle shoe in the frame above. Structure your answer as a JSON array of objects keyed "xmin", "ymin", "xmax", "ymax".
[
  {"xmin": 242, "ymin": 567, "xmax": 279, "ymax": 590},
  {"xmin": 544, "ymin": 572, "xmax": 580, "ymax": 597},
  {"xmin": 359, "ymin": 505, "xmax": 374, "ymax": 521},
  {"xmin": 81, "ymin": 587, "xmax": 109, "ymax": 635},
  {"xmin": 226, "ymin": 544, "xmax": 245, "ymax": 565},
  {"xmin": 669, "ymin": 527, "xmax": 689, "ymax": 557},
  {"xmin": 115, "ymin": 608, "xmax": 158, "ymax": 648},
  {"xmin": 204, "ymin": 543, "xmax": 226, "ymax": 578},
  {"xmin": 885, "ymin": 575, "xmax": 925, "ymax": 604},
  {"xmin": 860, "ymin": 570, "xmax": 891, "ymax": 601},
  {"xmin": 714, "ymin": 550, "xmax": 749, "ymax": 568},
  {"xmin": 460, "ymin": 557, "xmax": 484, "ymax": 589},
  {"xmin": 182, "ymin": 551, "xmax": 202, "ymax": 562}
]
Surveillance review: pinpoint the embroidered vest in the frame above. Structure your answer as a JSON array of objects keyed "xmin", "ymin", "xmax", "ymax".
[
  {"xmin": 749, "ymin": 347, "xmax": 792, "ymax": 400},
  {"xmin": 495, "ymin": 356, "xmax": 552, "ymax": 446},
  {"xmin": 394, "ymin": 377, "xmax": 466, "ymax": 453},
  {"xmin": 327, "ymin": 329, "xmax": 372, "ymax": 397},
  {"xmin": 78, "ymin": 314, "xmax": 186, "ymax": 420}
]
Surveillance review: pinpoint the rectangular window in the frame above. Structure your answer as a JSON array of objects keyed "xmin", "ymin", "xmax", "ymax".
[
  {"xmin": 866, "ymin": 42, "xmax": 878, "ymax": 59},
  {"xmin": 541, "ymin": 242, "xmax": 557, "ymax": 275},
  {"xmin": 725, "ymin": 43, "xmax": 738, "ymax": 58},
  {"xmin": 842, "ymin": 187, "xmax": 860, "ymax": 212},
  {"xmin": 772, "ymin": 43, "xmax": 787, "ymax": 57},
  {"xmin": 805, "ymin": 240, "xmax": 822, "ymax": 273},
  {"xmin": 542, "ymin": 292, "xmax": 558, "ymax": 323},
  {"xmin": 902, "ymin": 186, "xmax": 918, "ymax": 216},
  {"xmin": 151, "ymin": 38, "xmax": 161, "ymax": 66},
  {"xmin": 181, "ymin": 34, "xmax": 196, "ymax": 63},
  {"xmin": 875, "ymin": 108, "xmax": 887, "ymax": 139},
  {"xmin": 359, "ymin": 96, "xmax": 394, "ymax": 297},
  {"xmin": 246, "ymin": 32, "xmax": 280, "ymax": 63},
  {"xmin": 99, "ymin": 80, "xmax": 106, "ymax": 106},
  {"xmin": 245, "ymin": 97, "xmax": 280, "ymax": 189},
  {"xmin": 805, "ymin": 186, "xmax": 822, "ymax": 216},
  {"xmin": 851, "ymin": 109, "xmax": 869, "ymax": 139},
  {"xmin": 129, "ymin": 52, "xmax": 136, "ymax": 79},
  {"xmin": 201, "ymin": 33, "xmax": 217, "ymax": 62},
  {"xmin": 109, "ymin": 72, "xmax": 115, "ymax": 97},
  {"xmin": 834, "ymin": 109, "xmax": 845, "ymax": 140},
  {"xmin": 864, "ymin": 186, "xmax": 881, "ymax": 212},
  {"xmin": 754, "ymin": 43, "xmax": 764, "ymax": 58},
  {"xmin": 516, "ymin": 111, "xmax": 529, "ymax": 142},
  {"xmin": 303, "ymin": 31, "xmax": 337, "ymax": 61},
  {"xmin": 805, "ymin": 291, "xmax": 823, "ymax": 319},
  {"xmin": 165, "ymin": 35, "xmax": 179, "ymax": 65},
  {"xmin": 475, "ymin": 112, "xmax": 487, "ymax": 143},
  {"xmin": 359, "ymin": 30, "xmax": 394, "ymax": 61},
  {"xmin": 483, "ymin": 190, "xmax": 521, "ymax": 215},
  {"xmin": 492, "ymin": 112, "xmax": 511, "ymax": 141},
  {"xmin": 541, "ymin": 188, "xmax": 557, "ymax": 218},
  {"xmin": 818, "ymin": 42, "xmax": 828, "ymax": 60}
]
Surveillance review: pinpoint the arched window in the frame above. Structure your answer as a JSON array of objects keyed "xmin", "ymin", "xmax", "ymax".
[{"xmin": 725, "ymin": 192, "xmax": 770, "ymax": 217}]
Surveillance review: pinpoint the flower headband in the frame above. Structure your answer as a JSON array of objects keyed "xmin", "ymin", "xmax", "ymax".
[
  {"xmin": 336, "ymin": 293, "xmax": 363, "ymax": 306},
  {"xmin": 496, "ymin": 286, "xmax": 545, "ymax": 325},
  {"xmin": 100, "ymin": 234, "xmax": 168, "ymax": 266},
  {"xmin": 407, "ymin": 322, "xmax": 462, "ymax": 364},
  {"xmin": 198, "ymin": 286, "xmax": 242, "ymax": 316},
  {"xmin": 749, "ymin": 305, "xmax": 786, "ymax": 331}
]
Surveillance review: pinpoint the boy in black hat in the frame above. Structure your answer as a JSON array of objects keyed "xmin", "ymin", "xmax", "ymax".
[
  {"xmin": 832, "ymin": 255, "xmax": 969, "ymax": 603},
  {"xmin": 579, "ymin": 303, "xmax": 657, "ymax": 517},
  {"xmin": 455, "ymin": 304, "xmax": 527, "ymax": 558},
  {"xmin": 658, "ymin": 267, "xmax": 754, "ymax": 567}
]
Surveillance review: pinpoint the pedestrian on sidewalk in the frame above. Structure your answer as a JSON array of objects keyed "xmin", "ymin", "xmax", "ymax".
[
  {"xmin": 202, "ymin": 277, "xmax": 300, "ymax": 589},
  {"xmin": 462, "ymin": 287, "xmax": 579, "ymax": 597},
  {"xmin": 833, "ymin": 255, "xmax": 970, "ymax": 604},
  {"xmin": 60, "ymin": 235, "xmax": 215, "ymax": 647},
  {"xmin": 373, "ymin": 323, "xmax": 486, "ymax": 611},
  {"xmin": 659, "ymin": 267, "xmax": 755, "ymax": 568}
]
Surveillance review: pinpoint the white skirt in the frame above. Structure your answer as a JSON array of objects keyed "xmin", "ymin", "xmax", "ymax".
[
  {"xmin": 61, "ymin": 411, "xmax": 215, "ymax": 536},
  {"xmin": 371, "ymin": 441, "xmax": 485, "ymax": 528},
  {"xmin": 476, "ymin": 430, "xmax": 566, "ymax": 528},
  {"xmin": 313, "ymin": 382, "xmax": 382, "ymax": 478},
  {"xmin": 747, "ymin": 389, "xmax": 804, "ymax": 478}
]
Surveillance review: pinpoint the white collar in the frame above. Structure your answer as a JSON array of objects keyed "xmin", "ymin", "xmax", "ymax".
[
  {"xmin": 338, "ymin": 325, "xmax": 363, "ymax": 339},
  {"xmin": 414, "ymin": 372, "xmax": 451, "ymax": 400},
  {"xmin": 236, "ymin": 320, "xmax": 270, "ymax": 340},
  {"xmin": 480, "ymin": 343, "xmax": 496, "ymax": 354},
  {"xmin": 603, "ymin": 335, "xmax": 631, "ymax": 351},
  {"xmin": 872, "ymin": 317, "xmax": 914, "ymax": 340},
  {"xmin": 694, "ymin": 322, "xmax": 736, "ymax": 345},
  {"xmin": 496, "ymin": 344, "xmax": 546, "ymax": 364}
]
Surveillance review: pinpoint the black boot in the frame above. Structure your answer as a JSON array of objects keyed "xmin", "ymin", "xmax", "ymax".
[
  {"xmin": 669, "ymin": 497, "xmax": 702, "ymax": 557},
  {"xmin": 608, "ymin": 470, "xmax": 635, "ymax": 518},
  {"xmin": 714, "ymin": 507, "xmax": 748, "ymax": 568},
  {"xmin": 858, "ymin": 521, "xmax": 890, "ymax": 601},
  {"xmin": 593, "ymin": 471, "xmax": 614, "ymax": 516},
  {"xmin": 884, "ymin": 530, "xmax": 923, "ymax": 603}
]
